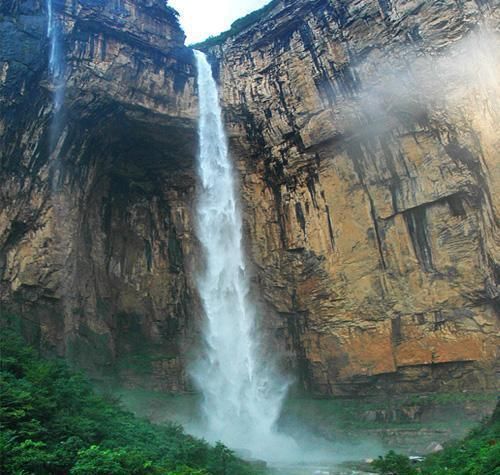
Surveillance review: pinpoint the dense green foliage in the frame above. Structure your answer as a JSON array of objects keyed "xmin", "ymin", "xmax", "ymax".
[
  {"xmin": 0, "ymin": 330, "xmax": 265, "ymax": 475},
  {"xmin": 372, "ymin": 451, "xmax": 418, "ymax": 475},
  {"xmin": 193, "ymin": 0, "xmax": 279, "ymax": 48},
  {"xmin": 372, "ymin": 402, "xmax": 500, "ymax": 475}
]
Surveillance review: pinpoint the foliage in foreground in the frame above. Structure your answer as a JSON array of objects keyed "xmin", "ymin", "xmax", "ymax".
[
  {"xmin": 0, "ymin": 329, "xmax": 265, "ymax": 475},
  {"xmin": 372, "ymin": 401, "xmax": 500, "ymax": 475}
]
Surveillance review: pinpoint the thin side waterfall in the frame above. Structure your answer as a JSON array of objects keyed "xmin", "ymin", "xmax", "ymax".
[
  {"xmin": 47, "ymin": 0, "xmax": 64, "ymax": 112},
  {"xmin": 191, "ymin": 50, "xmax": 296, "ymax": 461},
  {"xmin": 46, "ymin": 0, "xmax": 66, "ymax": 192}
]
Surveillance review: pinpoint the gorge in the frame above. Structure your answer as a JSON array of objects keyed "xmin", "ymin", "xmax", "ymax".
[{"xmin": 0, "ymin": 0, "xmax": 499, "ymax": 464}]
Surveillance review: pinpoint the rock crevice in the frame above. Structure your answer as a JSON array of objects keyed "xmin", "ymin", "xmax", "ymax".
[
  {"xmin": 1, "ymin": 0, "xmax": 499, "ymax": 395},
  {"xmin": 201, "ymin": 0, "xmax": 499, "ymax": 395}
]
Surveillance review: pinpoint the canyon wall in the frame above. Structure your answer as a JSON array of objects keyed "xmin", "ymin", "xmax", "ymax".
[
  {"xmin": 203, "ymin": 0, "xmax": 500, "ymax": 395},
  {"xmin": 0, "ymin": 0, "xmax": 198, "ymax": 390},
  {"xmin": 1, "ymin": 0, "xmax": 499, "ymax": 396}
]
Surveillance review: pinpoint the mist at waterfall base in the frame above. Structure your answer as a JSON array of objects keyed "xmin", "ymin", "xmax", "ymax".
[
  {"xmin": 187, "ymin": 52, "xmax": 381, "ymax": 466},
  {"xmin": 190, "ymin": 50, "xmax": 298, "ymax": 462},
  {"xmin": 184, "ymin": 30, "xmax": 500, "ymax": 467}
]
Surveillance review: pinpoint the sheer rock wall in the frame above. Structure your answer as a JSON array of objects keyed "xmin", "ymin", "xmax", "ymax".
[
  {"xmin": 203, "ymin": 0, "xmax": 500, "ymax": 395},
  {"xmin": 0, "ymin": 0, "xmax": 198, "ymax": 390},
  {"xmin": 1, "ymin": 0, "xmax": 499, "ymax": 396}
]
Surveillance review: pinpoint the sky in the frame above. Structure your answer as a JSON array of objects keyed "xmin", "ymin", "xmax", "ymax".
[{"xmin": 169, "ymin": 0, "xmax": 271, "ymax": 44}]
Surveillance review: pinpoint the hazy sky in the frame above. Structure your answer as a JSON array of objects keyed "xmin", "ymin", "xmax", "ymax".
[{"xmin": 169, "ymin": 0, "xmax": 271, "ymax": 44}]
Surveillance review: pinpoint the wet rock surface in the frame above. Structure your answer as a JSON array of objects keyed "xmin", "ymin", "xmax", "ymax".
[
  {"xmin": 1, "ymin": 0, "xmax": 499, "ymax": 395},
  {"xmin": 1, "ymin": 0, "xmax": 198, "ymax": 390},
  {"xmin": 201, "ymin": 0, "xmax": 500, "ymax": 396}
]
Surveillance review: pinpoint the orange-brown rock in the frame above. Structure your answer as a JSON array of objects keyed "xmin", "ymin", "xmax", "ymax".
[
  {"xmin": 1, "ymin": 0, "xmax": 499, "ymax": 396},
  {"xmin": 202, "ymin": 0, "xmax": 500, "ymax": 395},
  {"xmin": 1, "ymin": 0, "xmax": 199, "ymax": 390}
]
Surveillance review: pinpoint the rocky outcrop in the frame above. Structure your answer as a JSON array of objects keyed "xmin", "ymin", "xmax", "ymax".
[
  {"xmin": 202, "ymin": 0, "xmax": 500, "ymax": 395},
  {"xmin": 1, "ymin": 0, "xmax": 198, "ymax": 390},
  {"xmin": 1, "ymin": 0, "xmax": 499, "ymax": 397}
]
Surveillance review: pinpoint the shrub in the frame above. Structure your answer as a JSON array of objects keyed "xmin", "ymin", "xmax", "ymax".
[
  {"xmin": 372, "ymin": 402, "xmax": 499, "ymax": 475},
  {"xmin": 372, "ymin": 450, "xmax": 417, "ymax": 475},
  {"xmin": 0, "ymin": 328, "xmax": 266, "ymax": 475}
]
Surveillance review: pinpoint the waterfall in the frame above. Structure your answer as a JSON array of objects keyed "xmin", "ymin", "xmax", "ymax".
[
  {"xmin": 191, "ymin": 50, "xmax": 295, "ymax": 461},
  {"xmin": 46, "ymin": 0, "xmax": 66, "ymax": 192},
  {"xmin": 46, "ymin": 0, "xmax": 64, "ymax": 113}
]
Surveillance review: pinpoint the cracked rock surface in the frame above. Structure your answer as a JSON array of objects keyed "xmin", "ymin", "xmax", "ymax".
[
  {"xmin": 1, "ymin": 0, "xmax": 499, "ymax": 395},
  {"xmin": 203, "ymin": 0, "xmax": 500, "ymax": 395}
]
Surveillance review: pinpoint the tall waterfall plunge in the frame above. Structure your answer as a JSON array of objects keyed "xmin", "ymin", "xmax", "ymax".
[{"xmin": 192, "ymin": 51, "xmax": 295, "ymax": 461}]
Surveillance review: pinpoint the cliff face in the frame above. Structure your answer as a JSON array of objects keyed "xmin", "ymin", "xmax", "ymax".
[
  {"xmin": 1, "ymin": 0, "xmax": 198, "ymax": 390},
  {"xmin": 1, "ymin": 0, "xmax": 499, "ymax": 396},
  {"xmin": 204, "ymin": 0, "xmax": 500, "ymax": 395}
]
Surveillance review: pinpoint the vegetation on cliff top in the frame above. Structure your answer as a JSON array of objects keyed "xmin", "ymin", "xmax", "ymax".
[
  {"xmin": 193, "ymin": 0, "xmax": 279, "ymax": 48},
  {"xmin": 0, "ymin": 329, "xmax": 266, "ymax": 475},
  {"xmin": 372, "ymin": 401, "xmax": 499, "ymax": 475}
]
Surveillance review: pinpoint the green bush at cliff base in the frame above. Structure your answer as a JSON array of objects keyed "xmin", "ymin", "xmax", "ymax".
[
  {"xmin": 372, "ymin": 451, "xmax": 418, "ymax": 475},
  {"xmin": 0, "ymin": 329, "xmax": 266, "ymax": 475},
  {"xmin": 372, "ymin": 401, "xmax": 500, "ymax": 475}
]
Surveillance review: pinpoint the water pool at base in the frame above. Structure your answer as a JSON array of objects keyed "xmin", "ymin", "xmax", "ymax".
[{"xmin": 270, "ymin": 462, "xmax": 375, "ymax": 475}]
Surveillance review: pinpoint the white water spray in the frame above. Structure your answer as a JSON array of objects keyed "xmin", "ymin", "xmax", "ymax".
[{"xmin": 192, "ymin": 50, "xmax": 295, "ymax": 461}]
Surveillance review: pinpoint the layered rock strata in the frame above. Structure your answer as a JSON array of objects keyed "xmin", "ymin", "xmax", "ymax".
[
  {"xmin": 203, "ymin": 0, "xmax": 500, "ymax": 395},
  {"xmin": 1, "ymin": 0, "xmax": 198, "ymax": 390},
  {"xmin": 1, "ymin": 0, "xmax": 499, "ymax": 396}
]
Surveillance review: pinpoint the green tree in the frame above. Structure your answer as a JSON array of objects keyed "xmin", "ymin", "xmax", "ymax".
[{"xmin": 0, "ymin": 328, "xmax": 266, "ymax": 475}]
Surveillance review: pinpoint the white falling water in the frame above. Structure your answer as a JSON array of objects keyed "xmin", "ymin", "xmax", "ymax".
[
  {"xmin": 46, "ymin": 0, "xmax": 66, "ymax": 193},
  {"xmin": 192, "ymin": 50, "xmax": 295, "ymax": 461},
  {"xmin": 46, "ymin": 0, "xmax": 64, "ymax": 112}
]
